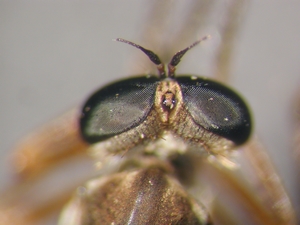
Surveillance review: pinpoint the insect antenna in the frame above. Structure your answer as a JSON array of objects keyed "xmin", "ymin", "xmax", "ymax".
[
  {"xmin": 115, "ymin": 35, "xmax": 209, "ymax": 79},
  {"xmin": 115, "ymin": 38, "xmax": 166, "ymax": 78},
  {"xmin": 168, "ymin": 35, "xmax": 210, "ymax": 78}
]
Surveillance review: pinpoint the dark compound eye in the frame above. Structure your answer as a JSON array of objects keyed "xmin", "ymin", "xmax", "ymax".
[
  {"xmin": 177, "ymin": 76, "xmax": 251, "ymax": 145},
  {"xmin": 79, "ymin": 38, "xmax": 252, "ymax": 150},
  {"xmin": 80, "ymin": 76, "xmax": 159, "ymax": 143}
]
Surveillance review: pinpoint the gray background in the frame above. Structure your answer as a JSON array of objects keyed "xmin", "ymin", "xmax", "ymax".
[{"xmin": 1, "ymin": 0, "xmax": 300, "ymax": 218}]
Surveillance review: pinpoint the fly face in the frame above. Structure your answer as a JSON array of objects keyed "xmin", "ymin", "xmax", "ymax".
[
  {"xmin": 80, "ymin": 38, "xmax": 251, "ymax": 155},
  {"xmin": 60, "ymin": 38, "xmax": 252, "ymax": 224}
]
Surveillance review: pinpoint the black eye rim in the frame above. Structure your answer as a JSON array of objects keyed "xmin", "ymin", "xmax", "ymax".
[
  {"xmin": 176, "ymin": 75, "xmax": 252, "ymax": 145},
  {"xmin": 79, "ymin": 74, "xmax": 252, "ymax": 146},
  {"xmin": 79, "ymin": 75, "xmax": 160, "ymax": 143}
]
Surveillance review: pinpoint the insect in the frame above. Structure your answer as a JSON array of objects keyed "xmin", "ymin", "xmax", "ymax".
[
  {"xmin": 57, "ymin": 36, "xmax": 251, "ymax": 224},
  {"xmin": 1, "ymin": 0, "xmax": 298, "ymax": 224}
]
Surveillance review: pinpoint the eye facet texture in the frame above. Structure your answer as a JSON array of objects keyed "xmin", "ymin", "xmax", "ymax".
[
  {"xmin": 80, "ymin": 76, "xmax": 159, "ymax": 143},
  {"xmin": 177, "ymin": 76, "xmax": 251, "ymax": 145},
  {"xmin": 80, "ymin": 75, "xmax": 251, "ymax": 146}
]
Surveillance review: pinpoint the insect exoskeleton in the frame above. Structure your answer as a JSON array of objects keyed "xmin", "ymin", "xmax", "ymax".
[{"xmin": 59, "ymin": 37, "xmax": 252, "ymax": 225}]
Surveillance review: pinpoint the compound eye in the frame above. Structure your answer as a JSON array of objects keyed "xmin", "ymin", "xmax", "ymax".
[
  {"xmin": 80, "ymin": 76, "xmax": 159, "ymax": 143},
  {"xmin": 177, "ymin": 76, "xmax": 252, "ymax": 145}
]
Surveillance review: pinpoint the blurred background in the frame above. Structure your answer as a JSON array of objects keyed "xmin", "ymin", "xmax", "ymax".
[{"xmin": 1, "ymin": 0, "xmax": 300, "ymax": 222}]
